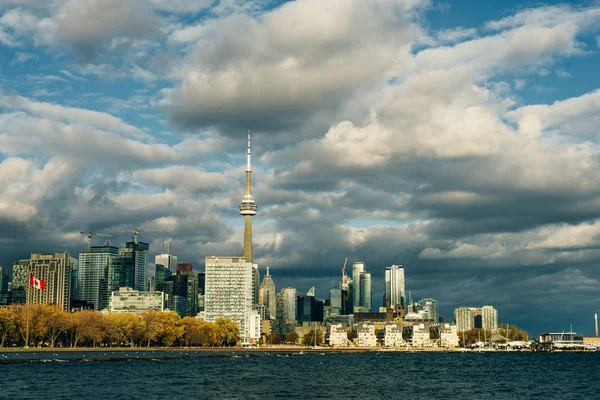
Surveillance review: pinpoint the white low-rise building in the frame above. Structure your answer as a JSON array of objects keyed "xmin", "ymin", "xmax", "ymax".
[
  {"xmin": 109, "ymin": 287, "xmax": 164, "ymax": 314},
  {"xmin": 385, "ymin": 323, "xmax": 405, "ymax": 347},
  {"xmin": 247, "ymin": 310, "xmax": 261, "ymax": 344},
  {"xmin": 357, "ymin": 323, "xmax": 377, "ymax": 347},
  {"xmin": 329, "ymin": 324, "xmax": 349, "ymax": 347},
  {"xmin": 412, "ymin": 323, "xmax": 432, "ymax": 347},
  {"xmin": 440, "ymin": 323, "xmax": 459, "ymax": 347}
]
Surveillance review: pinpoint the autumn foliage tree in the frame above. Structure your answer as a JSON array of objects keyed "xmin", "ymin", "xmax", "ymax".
[
  {"xmin": 302, "ymin": 329, "xmax": 323, "ymax": 346},
  {"xmin": 0, "ymin": 305, "xmax": 240, "ymax": 348}
]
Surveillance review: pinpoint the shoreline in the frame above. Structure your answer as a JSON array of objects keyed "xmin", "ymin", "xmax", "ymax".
[{"xmin": 0, "ymin": 346, "xmax": 592, "ymax": 354}]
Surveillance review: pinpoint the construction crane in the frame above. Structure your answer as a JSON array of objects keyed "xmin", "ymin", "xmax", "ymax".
[
  {"xmin": 341, "ymin": 257, "xmax": 348, "ymax": 277},
  {"xmin": 80, "ymin": 231, "xmax": 112, "ymax": 252},
  {"xmin": 122, "ymin": 228, "xmax": 163, "ymax": 244}
]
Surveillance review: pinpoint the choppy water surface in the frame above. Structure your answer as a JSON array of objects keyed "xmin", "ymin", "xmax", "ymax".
[{"xmin": 1, "ymin": 351, "xmax": 598, "ymax": 399}]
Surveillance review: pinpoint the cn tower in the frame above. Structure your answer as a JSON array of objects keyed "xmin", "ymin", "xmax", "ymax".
[{"xmin": 240, "ymin": 130, "xmax": 257, "ymax": 262}]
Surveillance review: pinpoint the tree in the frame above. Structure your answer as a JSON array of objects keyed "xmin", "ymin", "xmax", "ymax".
[
  {"xmin": 458, "ymin": 328, "xmax": 493, "ymax": 347},
  {"xmin": 157, "ymin": 311, "xmax": 184, "ymax": 347},
  {"xmin": 302, "ymin": 329, "xmax": 323, "ymax": 346},
  {"xmin": 0, "ymin": 308, "xmax": 16, "ymax": 347},
  {"xmin": 68, "ymin": 311, "xmax": 104, "ymax": 347},
  {"xmin": 182, "ymin": 317, "xmax": 201, "ymax": 346},
  {"xmin": 285, "ymin": 331, "xmax": 299, "ymax": 344},
  {"xmin": 197, "ymin": 321, "xmax": 219, "ymax": 346},
  {"xmin": 40, "ymin": 305, "xmax": 68, "ymax": 347},
  {"xmin": 13, "ymin": 305, "xmax": 45, "ymax": 347},
  {"xmin": 269, "ymin": 332, "xmax": 282, "ymax": 345},
  {"xmin": 347, "ymin": 328, "xmax": 357, "ymax": 340},
  {"xmin": 142, "ymin": 310, "xmax": 163, "ymax": 347},
  {"xmin": 214, "ymin": 318, "xmax": 239, "ymax": 346}
]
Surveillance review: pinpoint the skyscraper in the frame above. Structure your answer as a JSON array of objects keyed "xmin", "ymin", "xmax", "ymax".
[
  {"xmin": 259, "ymin": 267, "xmax": 276, "ymax": 319},
  {"xmin": 341, "ymin": 272, "xmax": 352, "ymax": 314},
  {"xmin": 417, "ymin": 298, "xmax": 438, "ymax": 322},
  {"xmin": 155, "ymin": 241, "xmax": 178, "ymax": 273},
  {"xmin": 28, "ymin": 252, "xmax": 71, "ymax": 311},
  {"xmin": 297, "ymin": 287, "xmax": 317, "ymax": 323},
  {"xmin": 329, "ymin": 287, "xmax": 342, "ymax": 309},
  {"xmin": 78, "ymin": 243, "xmax": 119, "ymax": 310},
  {"xmin": 120, "ymin": 241, "xmax": 149, "ymax": 291},
  {"xmin": 359, "ymin": 272, "xmax": 372, "ymax": 312},
  {"xmin": 252, "ymin": 264, "xmax": 260, "ymax": 305},
  {"xmin": 482, "ymin": 305, "xmax": 498, "ymax": 331},
  {"xmin": 239, "ymin": 130, "xmax": 257, "ymax": 263},
  {"xmin": 107, "ymin": 255, "xmax": 135, "ymax": 291},
  {"xmin": 454, "ymin": 307, "xmax": 473, "ymax": 332},
  {"xmin": 277, "ymin": 287, "xmax": 297, "ymax": 322},
  {"xmin": 385, "ymin": 265, "xmax": 405, "ymax": 308},
  {"xmin": 154, "ymin": 264, "xmax": 172, "ymax": 292},
  {"xmin": 10, "ymin": 260, "xmax": 29, "ymax": 304},
  {"xmin": 163, "ymin": 273, "xmax": 188, "ymax": 317},
  {"xmin": 0, "ymin": 266, "xmax": 8, "ymax": 305},
  {"xmin": 204, "ymin": 256, "xmax": 255, "ymax": 341},
  {"xmin": 352, "ymin": 262, "xmax": 365, "ymax": 308},
  {"xmin": 468, "ymin": 307, "xmax": 483, "ymax": 329}
]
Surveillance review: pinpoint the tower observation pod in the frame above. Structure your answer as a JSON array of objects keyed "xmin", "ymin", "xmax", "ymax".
[{"xmin": 240, "ymin": 130, "xmax": 257, "ymax": 262}]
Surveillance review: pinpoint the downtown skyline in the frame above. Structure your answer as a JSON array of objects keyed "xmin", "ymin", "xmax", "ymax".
[{"xmin": 1, "ymin": 0, "xmax": 600, "ymax": 335}]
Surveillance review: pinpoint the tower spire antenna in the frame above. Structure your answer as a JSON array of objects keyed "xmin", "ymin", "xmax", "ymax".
[
  {"xmin": 240, "ymin": 130, "xmax": 257, "ymax": 262},
  {"xmin": 247, "ymin": 130, "xmax": 251, "ymax": 172}
]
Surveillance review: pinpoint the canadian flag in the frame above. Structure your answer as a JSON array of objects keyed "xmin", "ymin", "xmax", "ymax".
[{"xmin": 30, "ymin": 273, "xmax": 46, "ymax": 290}]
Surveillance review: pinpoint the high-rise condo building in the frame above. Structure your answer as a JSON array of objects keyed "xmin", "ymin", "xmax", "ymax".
[
  {"xmin": 277, "ymin": 287, "xmax": 297, "ymax": 322},
  {"xmin": 341, "ymin": 273, "xmax": 352, "ymax": 314},
  {"xmin": 78, "ymin": 243, "xmax": 119, "ymax": 310},
  {"xmin": 329, "ymin": 287, "xmax": 342, "ymax": 309},
  {"xmin": 482, "ymin": 305, "xmax": 498, "ymax": 331},
  {"xmin": 163, "ymin": 273, "xmax": 188, "ymax": 317},
  {"xmin": 107, "ymin": 255, "xmax": 135, "ymax": 292},
  {"xmin": 352, "ymin": 262, "xmax": 365, "ymax": 308},
  {"xmin": 155, "ymin": 264, "xmax": 172, "ymax": 292},
  {"xmin": 385, "ymin": 265, "xmax": 405, "ymax": 308},
  {"xmin": 252, "ymin": 264, "xmax": 260, "ymax": 305},
  {"xmin": 69, "ymin": 256, "xmax": 79, "ymax": 302},
  {"xmin": 297, "ymin": 287, "xmax": 317, "ymax": 323},
  {"xmin": 359, "ymin": 272, "xmax": 372, "ymax": 312},
  {"xmin": 468, "ymin": 307, "xmax": 483, "ymax": 329},
  {"xmin": 417, "ymin": 298, "xmax": 438, "ymax": 322},
  {"xmin": 239, "ymin": 130, "xmax": 257, "ymax": 263},
  {"xmin": 0, "ymin": 266, "xmax": 8, "ymax": 305},
  {"xmin": 259, "ymin": 267, "xmax": 276, "ymax": 319},
  {"xmin": 28, "ymin": 252, "xmax": 71, "ymax": 311},
  {"xmin": 181, "ymin": 271, "xmax": 200, "ymax": 317},
  {"xmin": 454, "ymin": 307, "xmax": 473, "ymax": 332},
  {"xmin": 205, "ymin": 256, "xmax": 255, "ymax": 341},
  {"xmin": 120, "ymin": 241, "xmax": 149, "ymax": 291},
  {"xmin": 10, "ymin": 260, "xmax": 29, "ymax": 304}
]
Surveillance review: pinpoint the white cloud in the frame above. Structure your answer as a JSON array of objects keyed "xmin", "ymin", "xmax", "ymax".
[
  {"xmin": 526, "ymin": 221, "xmax": 600, "ymax": 250},
  {"xmin": 435, "ymin": 27, "xmax": 477, "ymax": 44},
  {"xmin": 506, "ymin": 89, "xmax": 600, "ymax": 138},
  {"xmin": 132, "ymin": 166, "xmax": 227, "ymax": 193},
  {"xmin": 414, "ymin": 23, "xmax": 581, "ymax": 74},
  {"xmin": 161, "ymin": 0, "xmax": 424, "ymax": 129},
  {"xmin": 149, "ymin": 0, "xmax": 213, "ymax": 13},
  {"xmin": 0, "ymin": 94, "xmax": 149, "ymax": 140}
]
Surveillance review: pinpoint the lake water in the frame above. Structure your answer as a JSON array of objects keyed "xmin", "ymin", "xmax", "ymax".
[{"xmin": 1, "ymin": 351, "xmax": 598, "ymax": 399}]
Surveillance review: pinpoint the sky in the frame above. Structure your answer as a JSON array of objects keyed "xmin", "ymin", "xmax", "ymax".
[{"xmin": 1, "ymin": 0, "xmax": 600, "ymax": 336}]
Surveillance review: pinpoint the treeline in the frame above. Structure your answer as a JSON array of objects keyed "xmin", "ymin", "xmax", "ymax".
[
  {"xmin": 0, "ymin": 305, "xmax": 239, "ymax": 348},
  {"xmin": 459, "ymin": 325, "xmax": 529, "ymax": 346}
]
